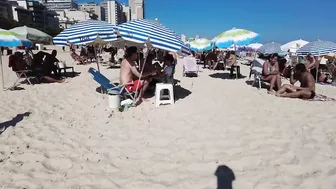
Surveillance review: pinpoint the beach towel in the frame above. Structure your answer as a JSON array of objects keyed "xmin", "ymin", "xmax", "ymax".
[{"xmin": 304, "ymin": 94, "xmax": 336, "ymax": 101}]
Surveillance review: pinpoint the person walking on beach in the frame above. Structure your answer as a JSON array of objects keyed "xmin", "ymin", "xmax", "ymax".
[
  {"xmin": 120, "ymin": 46, "xmax": 159, "ymax": 105},
  {"xmin": 269, "ymin": 63, "xmax": 315, "ymax": 99}
]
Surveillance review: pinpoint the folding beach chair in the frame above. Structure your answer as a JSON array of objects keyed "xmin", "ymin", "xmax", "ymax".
[
  {"xmin": 183, "ymin": 56, "xmax": 199, "ymax": 77},
  {"xmin": 88, "ymin": 67, "xmax": 135, "ymax": 100},
  {"xmin": 249, "ymin": 58, "xmax": 266, "ymax": 89}
]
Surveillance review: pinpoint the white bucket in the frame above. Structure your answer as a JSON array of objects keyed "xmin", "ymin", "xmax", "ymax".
[{"xmin": 108, "ymin": 94, "xmax": 120, "ymax": 109}]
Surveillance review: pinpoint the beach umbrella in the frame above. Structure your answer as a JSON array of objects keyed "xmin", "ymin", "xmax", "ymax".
[
  {"xmin": 0, "ymin": 29, "xmax": 33, "ymax": 47},
  {"xmin": 0, "ymin": 29, "xmax": 32, "ymax": 89},
  {"xmin": 9, "ymin": 25, "xmax": 52, "ymax": 44},
  {"xmin": 53, "ymin": 20, "xmax": 118, "ymax": 46},
  {"xmin": 116, "ymin": 19, "xmax": 189, "ymax": 98},
  {"xmin": 116, "ymin": 19, "xmax": 189, "ymax": 55},
  {"xmin": 212, "ymin": 28, "xmax": 260, "ymax": 49},
  {"xmin": 281, "ymin": 39, "xmax": 309, "ymax": 53},
  {"xmin": 247, "ymin": 43, "xmax": 263, "ymax": 50},
  {"xmin": 296, "ymin": 40, "xmax": 336, "ymax": 56},
  {"xmin": 322, "ymin": 52, "xmax": 336, "ymax": 60},
  {"xmin": 257, "ymin": 42, "xmax": 284, "ymax": 55},
  {"xmin": 189, "ymin": 38, "xmax": 213, "ymax": 52}
]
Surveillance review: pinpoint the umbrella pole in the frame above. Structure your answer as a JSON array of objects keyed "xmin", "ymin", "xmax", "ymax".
[
  {"xmin": 94, "ymin": 46, "xmax": 101, "ymax": 72},
  {"xmin": 0, "ymin": 50, "xmax": 4, "ymax": 90},
  {"xmin": 94, "ymin": 45, "xmax": 104, "ymax": 97},
  {"xmin": 134, "ymin": 48, "xmax": 150, "ymax": 100}
]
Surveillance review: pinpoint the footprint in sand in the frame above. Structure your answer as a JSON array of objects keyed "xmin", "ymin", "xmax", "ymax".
[{"xmin": 41, "ymin": 157, "xmax": 73, "ymax": 171}]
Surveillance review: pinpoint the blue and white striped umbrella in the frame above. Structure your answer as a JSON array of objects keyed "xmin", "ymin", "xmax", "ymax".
[
  {"xmin": 117, "ymin": 19, "xmax": 189, "ymax": 55},
  {"xmin": 296, "ymin": 40, "xmax": 336, "ymax": 56},
  {"xmin": 53, "ymin": 20, "xmax": 118, "ymax": 46},
  {"xmin": 257, "ymin": 42, "xmax": 284, "ymax": 54}
]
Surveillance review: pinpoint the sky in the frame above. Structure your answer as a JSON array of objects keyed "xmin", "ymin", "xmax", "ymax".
[{"xmin": 78, "ymin": 0, "xmax": 336, "ymax": 44}]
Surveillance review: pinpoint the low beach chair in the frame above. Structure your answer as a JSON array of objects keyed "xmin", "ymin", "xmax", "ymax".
[
  {"xmin": 183, "ymin": 56, "xmax": 199, "ymax": 77},
  {"xmin": 249, "ymin": 58, "xmax": 266, "ymax": 89},
  {"xmin": 88, "ymin": 67, "xmax": 135, "ymax": 100}
]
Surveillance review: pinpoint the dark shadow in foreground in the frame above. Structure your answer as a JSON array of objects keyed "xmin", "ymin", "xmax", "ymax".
[
  {"xmin": 215, "ymin": 165, "xmax": 235, "ymax": 189},
  {"xmin": 0, "ymin": 112, "xmax": 32, "ymax": 134}
]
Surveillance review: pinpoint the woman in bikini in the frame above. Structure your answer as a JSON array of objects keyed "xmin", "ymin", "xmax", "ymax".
[{"xmin": 262, "ymin": 53, "xmax": 281, "ymax": 92}]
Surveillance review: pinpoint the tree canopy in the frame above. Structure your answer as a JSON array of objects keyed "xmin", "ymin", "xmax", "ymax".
[{"xmin": 0, "ymin": 18, "xmax": 63, "ymax": 37}]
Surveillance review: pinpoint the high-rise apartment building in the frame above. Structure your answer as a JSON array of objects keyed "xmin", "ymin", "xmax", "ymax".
[
  {"xmin": 45, "ymin": 0, "xmax": 78, "ymax": 11},
  {"xmin": 129, "ymin": 0, "xmax": 144, "ymax": 20},
  {"xmin": 101, "ymin": 0, "xmax": 129, "ymax": 25},
  {"xmin": 121, "ymin": 4, "xmax": 130, "ymax": 22},
  {"xmin": 78, "ymin": 2, "xmax": 105, "ymax": 21},
  {"xmin": 0, "ymin": 0, "xmax": 12, "ymax": 19}
]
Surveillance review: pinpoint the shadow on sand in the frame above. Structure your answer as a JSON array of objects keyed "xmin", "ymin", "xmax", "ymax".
[
  {"xmin": 0, "ymin": 112, "xmax": 32, "ymax": 134},
  {"xmin": 174, "ymin": 85, "xmax": 192, "ymax": 101},
  {"xmin": 245, "ymin": 80, "xmax": 268, "ymax": 90},
  {"xmin": 215, "ymin": 165, "xmax": 235, "ymax": 189},
  {"xmin": 95, "ymin": 82, "xmax": 192, "ymax": 102},
  {"xmin": 209, "ymin": 73, "xmax": 246, "ymax": 80}
]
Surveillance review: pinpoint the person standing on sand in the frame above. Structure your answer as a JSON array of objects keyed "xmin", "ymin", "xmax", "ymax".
[
  {"xmin": 120, "ymin": 46, "xmax": 159, "ymax": 105},
  {"xmin": 269, "ymin": 63, "xmax": 315, "ymax": 99}
]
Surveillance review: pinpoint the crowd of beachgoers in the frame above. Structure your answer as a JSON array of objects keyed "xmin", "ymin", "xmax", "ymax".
[{"xmin": 1, "ymin": 44, "xmax": 336, "ymax": 188}]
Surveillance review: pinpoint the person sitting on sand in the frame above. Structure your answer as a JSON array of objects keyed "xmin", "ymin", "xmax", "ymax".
[
  {"xmin": 43, "ymin": 50, "xmax": 60, "ymax": 77},
  {"xmin": 262, "ymin": 53, "xmax": 281, "ymax": 92},
  {"xmin": 205, "ymin": 49, "xmax": 218, "ymax": 69},
  {"xmin": 269, "ymin": 63, "xmax": 315, "ymax": 99},
  {"xmin": 120, "ymin": 46, "xmax": 159, "ymax": 105}
]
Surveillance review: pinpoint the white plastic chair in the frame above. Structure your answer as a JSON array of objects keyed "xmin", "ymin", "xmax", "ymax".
[{"xmin": 183, "ymin": 56, "xmax": 199, "ymax": 77}]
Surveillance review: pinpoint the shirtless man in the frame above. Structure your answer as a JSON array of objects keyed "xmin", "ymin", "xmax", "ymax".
[
  {"xmin": 269, "ymin": 63, "xmax": 315, "ymax": 99},
  {"xmin": 120, "ymin": 46, "xmax": 158, "ymax": 105}
]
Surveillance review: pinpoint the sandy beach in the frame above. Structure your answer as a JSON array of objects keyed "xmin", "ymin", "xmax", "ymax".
[{"xmin": 1, "ymin": 51, "xmax": 336, "ymax": 189}]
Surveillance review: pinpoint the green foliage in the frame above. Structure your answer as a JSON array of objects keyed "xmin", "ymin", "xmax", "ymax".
[{"xmin": 0, "ymin": 18, "xmax": 63, "ymax": 37}]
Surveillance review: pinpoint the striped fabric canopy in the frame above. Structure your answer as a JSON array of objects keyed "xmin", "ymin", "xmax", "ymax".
[
  {"xmin": 189, "ymin": 38, "xmax": 213, "ymax": 52},
  {"xmin": 296, "ymin": 40, "xmax": 336, "ymax": 56},
  {"xmin": 117, "ymin": 19, "xmax": 189, "ymax": 55},
  {"xmin": 53, "ymin": 20, "xmax": 117, "ymax": 46},
  {"xmin": 257, "ymin": 42, "xmax": 283, "ymax": 55},
  {"xmin": 212, "ymin": 28, "xmax": 260, "ymax": 49}
]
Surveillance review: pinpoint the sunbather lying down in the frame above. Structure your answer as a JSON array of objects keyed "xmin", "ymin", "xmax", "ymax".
[
  {"xmin": 269, "ymin": 63, "xmax": 315, "ymax": 99},
  {"xmin": 71, "ymin": 49, "xmax": 87, "ymax": 65}
]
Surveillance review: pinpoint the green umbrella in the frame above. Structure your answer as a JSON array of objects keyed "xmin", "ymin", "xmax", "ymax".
[{"xmin": 9, "ymin": 25, "xmax": 52, "ymax": 44}]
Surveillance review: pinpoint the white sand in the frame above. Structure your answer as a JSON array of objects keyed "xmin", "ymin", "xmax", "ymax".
[{"xmin": 1, "ymin": 51, "xmax": 336, "ymax": 189}]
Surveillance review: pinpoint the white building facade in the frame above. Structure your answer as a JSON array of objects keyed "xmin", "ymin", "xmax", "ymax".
[
  {"xmin": 129, "ymin": 0, "xmax": 144, "ymax": 20},
  {"xmin": 78, "ymin": 2, "xmax": 104, "ymax": 21},
  {"xmin": 45, "ymin": 0, "xmax": 77, "ymax": 11}
]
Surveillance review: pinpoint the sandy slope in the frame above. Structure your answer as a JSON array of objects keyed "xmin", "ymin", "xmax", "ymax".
[{"xmin": 0, "ymin": 51, "xmax": 336, "ymax": 189}]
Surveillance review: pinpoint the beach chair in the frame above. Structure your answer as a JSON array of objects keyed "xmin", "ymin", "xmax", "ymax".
[
  {"xmin": 8, "ymin": 54, "xmax": 35, "ymax": 90},
  {"xmin": 56, "ymin": 61, "xmax": 75, "ymax": 77},
  {"xmin": 88, "ymin": 67, "xmax": 135, "ymax": 100},
  {"xmin": 183, "ymin": 56, "xmax": 199, "ymax": 77},
  {"xmin": 249, "ymin": 58, "xmax": 266, "ymax": 89}
]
